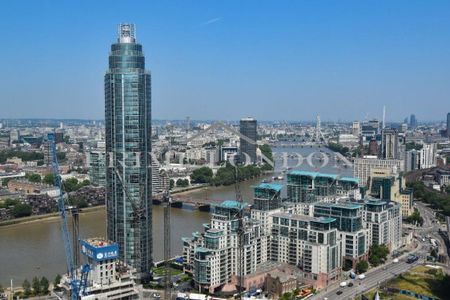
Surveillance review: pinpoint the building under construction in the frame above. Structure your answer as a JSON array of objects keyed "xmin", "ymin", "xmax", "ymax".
[{"xmin": 60, "ymin": 238, "xmax": 142, "ymax": 299}]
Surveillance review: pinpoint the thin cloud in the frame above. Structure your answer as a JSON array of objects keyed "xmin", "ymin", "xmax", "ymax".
[{"xmin": 198, "ymin": 17, "xmax": 222, "ymax": 27}]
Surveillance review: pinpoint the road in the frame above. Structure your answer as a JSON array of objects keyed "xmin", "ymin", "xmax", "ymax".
[
  {"xmin": 311, "ymin": 201, "xmax": 448, "ymax": 300},
  {"xmin": 415, "ymin": 202, "xmax": 449, "ymax": 260},
  {"xmin": 310, "ymin": 245, "xmax": 427, "ymax": 300},
  {"xmin": 312, "ymin": 258, "xmax": 424, "ymax": 300}
]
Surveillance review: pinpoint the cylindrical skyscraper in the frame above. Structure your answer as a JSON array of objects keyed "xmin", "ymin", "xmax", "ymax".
[{"xmin": 105, "ymin": 24, "xmax": 152, "ymax": 277}]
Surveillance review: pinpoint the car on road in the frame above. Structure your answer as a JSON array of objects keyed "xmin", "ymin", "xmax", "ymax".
[
  {"xmin": 407, "ymin": 255, "xmax": 419, "ymax": 263},
  {"xmin": 393, "ymin": 258, "xmax": 399, "ymax": 263},
  {"xmin": 358, "ymin": 274, "xmax": 366, "ymax": 280},
  {"xmin": 339, "ymin": 281, "xmax": 347, "ymax": 287},
  {"xmin": 336, "ymin": 290, "xmax": 343, "ymax": 295},
  {"xmin": 348, "ymin": 282, "xmax": 354, "ymax": 287}
]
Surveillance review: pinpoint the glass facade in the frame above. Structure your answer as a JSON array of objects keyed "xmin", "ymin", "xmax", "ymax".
[
  {"xmin": 239, "ymin": 117, "xmax": 257, "ymax": 163},
  {"xmin": 313, "ymin": 203, "xmax": 363, "ymax": 232},
  {"xmin": 105, "ymin": 24, "xmax": 152, "ymax": 276},
  {"xmin": 287, "ymin": 171, "xmax": 358, "ymax": 203}
]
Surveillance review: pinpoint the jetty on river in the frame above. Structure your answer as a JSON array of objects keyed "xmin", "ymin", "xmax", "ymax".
[{"xmin": 152, "ymin": 194, "xmax": 225, "ymax": 212}]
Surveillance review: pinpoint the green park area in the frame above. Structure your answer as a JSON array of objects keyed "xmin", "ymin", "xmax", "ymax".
[
  {"xmin": 361, "ymin": 265, "xmax": 449, "ymax": 300},
  {"xmin": 152, "ymin": 266, "xmax": 184, "ymax": 277}
]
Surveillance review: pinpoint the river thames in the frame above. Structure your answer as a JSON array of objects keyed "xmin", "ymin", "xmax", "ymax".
[{"xmin": 0, "ymin": 146, "xmax": 352, "ymax": 286}]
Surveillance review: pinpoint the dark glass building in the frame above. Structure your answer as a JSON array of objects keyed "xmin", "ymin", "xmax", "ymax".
[
  {"xmin": 410, "ymin": 114, "xmax": 417, "ymax": 129},
  {"xmin": 239, "ymin": 117, "xmax": 257, "ymax": 164},
  {"xmin": 447, "ymin": 112, "xmax": 450, "ymax": 138},
  {"xmin": 105, "ymin": 24, "xmax": 152, "ymax": 276}
]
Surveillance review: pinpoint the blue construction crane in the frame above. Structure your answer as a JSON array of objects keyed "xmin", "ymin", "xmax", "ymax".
[{"xmin": 47, "ymin": 133, "xmax": 90, "ymax": 299}]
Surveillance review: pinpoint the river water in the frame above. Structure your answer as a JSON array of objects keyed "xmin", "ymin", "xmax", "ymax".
[{"xmin": 0, "ymin": 146, "xmax": 351, "ymax": 286}]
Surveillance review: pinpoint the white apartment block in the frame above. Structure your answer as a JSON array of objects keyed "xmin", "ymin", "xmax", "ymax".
[
  {"xmin": 353, "ymin": 156, "xmax": 404, "ymax": 186},
  {"xmin": 269, "ymin": 213, "xmax": 341, "ymax": 289},
  {"xmin": 183, "ymin": 200, "xmax": 267, "ymax": 293},
  {"xmin": 419, "ymin": 143, "xmax": 437, "ymax": 169},
  {"xmin": 363, "ymin": 199, "xmax": 402, "ymax": 251}
]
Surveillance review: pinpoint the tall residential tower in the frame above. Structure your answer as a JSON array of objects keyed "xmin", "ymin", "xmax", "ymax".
[{"xmin": 105, "ymin": 24, "xmax": 152, "ymax": 277}]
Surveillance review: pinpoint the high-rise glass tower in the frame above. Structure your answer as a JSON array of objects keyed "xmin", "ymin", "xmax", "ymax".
[
  {"xmin": 447, "ymin": 112, "xmax": 450, "ymax": 138},
  {"xmin": 105, "ymin": 24, "xmax": 152, "ymax": 276},
  {"xmin": 239, "ymin": 117, "xmax": 257, "ymax": 163}
]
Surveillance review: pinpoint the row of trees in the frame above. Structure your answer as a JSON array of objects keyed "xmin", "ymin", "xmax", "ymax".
[
  {"xmin": 24, "ymin": 173, "xmax": 55, "ymax": 185},
  {"xmin": 404, "ymin": 208, "xmax": 424, "ymax": 226},
  {"xmin": 327, "ymin": 142, "xmax": 350, "ymax": 156},
  {"xmin": 0, "ymin": 150, "xmax": 44, "ymax": 163},
  {"xmin": 354, "ymin": 244, "xmax": 389, "ymax": 274},
  {"xmin": 368, "ymin": 244, "xmax": 389, "ymax": 267},
  {"xmin": 259, "ymin": 144, "xmax": 274, "ymax": 170},
  {"xmin": 190, "ymin": 163, "xmax": 264, "ymax": 187},
  {"xmin": 63, "ymin": 178, "xmax": 90, "ymax": 192},
  {"xmin": 176, "ymin": 178, "xmax": 189, "ymax": 187},
  {"xmin": 407, "ymin": 181, "xmax": 450, "ymax": 216},
  {"xmin": 20, "ymin": 276, "xmax": 50, "ymax": 298},
  {"xmin": 0, "ymin": 150, "xmax": 65, "ymax": 164},
  {"xmin": 0, "ymin": 198, "xmax": 32, "ymax": 218}
]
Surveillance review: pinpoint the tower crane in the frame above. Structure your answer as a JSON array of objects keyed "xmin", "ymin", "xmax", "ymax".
[
  {"xmin": 162, "ymin": 189, "xmax": 172, "ymax": 300},
  {"xmin": 233, "ymin": 166, "xmax": 245, "ymax": 300},
  {"xmin": 47, "ymin": 133, "xmax": 89, "ymax": 299}
]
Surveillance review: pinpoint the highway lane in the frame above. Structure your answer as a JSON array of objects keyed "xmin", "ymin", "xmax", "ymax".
[
  {"xmin": 415, "ymin": 202, "xmax": 449, "ymax": 260},
  {"xmin": 313, "ymin": 259, "xmax": 422, "ymax": 300},
  {"xmin": 311, "ymin": 220, "xmax": 430, "ymax": 300},
  {"xmin": 311, "ymin": 202, "xmax": 447, "ymax": 300}
]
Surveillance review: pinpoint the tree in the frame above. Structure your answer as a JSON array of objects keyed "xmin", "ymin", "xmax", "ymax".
[
  {"xmin": 404, "ymin": 208, "xmax": 424, "ymax": 226},
  {"xmin": 40, "ymin": 276, "xmax": 49, "ymax": 295},
  {"xmin": 12, "ymin": 203, "xmax": 32, "ymax": 218},
  {"xmin": 431, "ymin": 248, "xmax": 439, "ymax": 259},
  {"xmin": 68, "ymin": 196, "xmax": 88, "ymax": 208},
  {"xmin": 169, "ymin": 179, "xmax": 174, "ymax": 190},
  {"xmin": 190, "ymin": 167, "xmax": 213, "ymax": 184},
  {"xmin": 22, "ymin": 279, "xmax": 31, "ymax": 297},
  {"xmin": 356, "ymin": 260, "xmax": 369, "ymax": 274},
  {"xmin": 63, "ymin": 178, "xmax": 80, "ymax": 192},
  {"xmin": 369, "ymin": 244, "xmax": 389, "ymax": 267},
  {"xmin": 54, "ymin": 274, "xmax": 62, "ymax": 289},
  {"xmin": 259, "ymin": 144, "xmax": 274, "ymax": 169},
  {"xmin": 26, "ymin": 173, "xmax": 41, "ymax": 183},
  {"xmin": 32, "ymin": 276, "xmax": 41, "ymax": 295},
  {"xmin": 42, "ymin": 173, "xmax": 55, "ymax": 185},
  {"xmin": 0, "ymin": 198, "xmax": 19, "ymax": 208},
  {"xmin": 56, "ymin": 152, "xmax": 66, "ymax": 162},
  {"xmin": 1, "ymin": 177, "xmax": 12, "ymax": 186},
  {"xmin": 176, "ymin": 178, "xmax": 189, "ymax": 187}
]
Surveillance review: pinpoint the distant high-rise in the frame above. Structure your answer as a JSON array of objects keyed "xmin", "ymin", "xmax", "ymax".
[
  {"xmin": 352, "ymin": 121, "xmax": 361, "ymax": 136},
  {"xmin": 381, "ymin": 128, "xmax": 399, "ymax": 159},
  {"xmin": 447, "ymin": 112, "xmax": 450, "ymax": 138},
  {"xmin": 105, "ymin": 24, "xmax": 152, "ymax": 276},
  {"xmin": 409, "ymin": 114, "xmax": 417, "ymax": 129},
  {"xmin": 368, "ymin": 139, "xmax": 378, "ymax": 156},
  {"xmin": 239, "ymin": 117, "xmax": 257, "ymax": 163}
]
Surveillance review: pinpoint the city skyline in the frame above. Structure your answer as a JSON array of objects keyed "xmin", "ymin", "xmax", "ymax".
[{"xmin": 0, "ymin": 1, "xmax": 449, "ymax": 121}]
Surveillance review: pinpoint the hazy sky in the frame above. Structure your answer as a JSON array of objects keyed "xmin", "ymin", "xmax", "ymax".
[{"xmin": 0, "ymin": 1, "xmax": 449, "ymax": 122}]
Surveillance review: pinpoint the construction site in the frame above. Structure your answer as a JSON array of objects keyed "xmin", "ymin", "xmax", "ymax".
[{"xmin": 47, "ymin": 130, "xmax": 248, "ymax": 300}]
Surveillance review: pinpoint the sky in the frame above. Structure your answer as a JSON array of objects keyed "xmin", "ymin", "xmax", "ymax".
[{"xmin": 0, "ymin": 0, "xmax": 449, "ymax": 122}]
